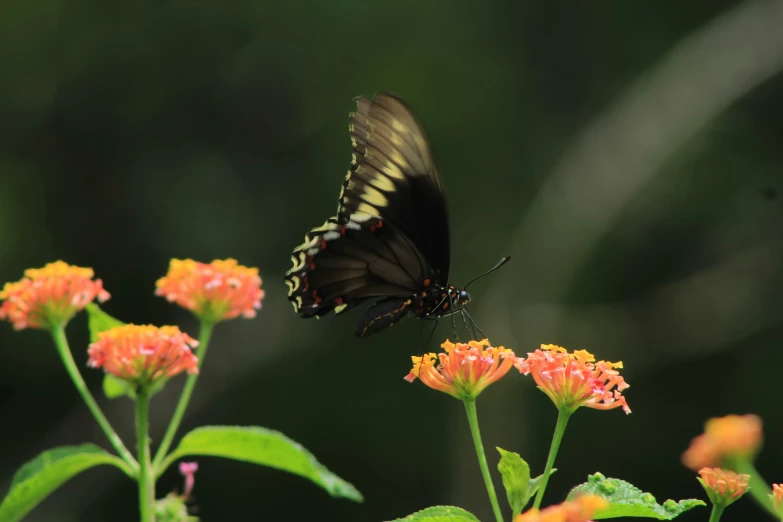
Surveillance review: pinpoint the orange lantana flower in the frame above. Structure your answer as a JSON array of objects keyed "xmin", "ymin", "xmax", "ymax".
[
  {"xmin": 0, "ymin": 261, "xmax": 110, "ymax": 330},
  {"xmin": 697, "ymin": 468, "xmax": 749, "ymax": 507},
  {"xmin": 155, "ymin": 258, "xmax": 264, "ymax": 323},
  {"xmin": 405, "ymin": 339, "xmax": 517, "ymax": 399},
  {"xmin": 514, "ymin": 495, "xmax": 608, "ymax": 522},
  {"xmin": 682, "ymin": 414, "xmax": 762, "ymax": 471},
  {"xmin": 515, "ymin": 344, "xmax": 630, "ymax": 414},
  {"xmin": 88, "ymin": 324, "xmax": 199, "ymax": 386}
]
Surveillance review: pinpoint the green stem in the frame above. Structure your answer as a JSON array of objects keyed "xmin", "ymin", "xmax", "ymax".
[
  {"xmin": 733, "ymin": 458, "xmax": 777, "ymax": 517},
  {"xmin": 463, "ymin": 398, "xmax": 504, "ymax": 522},
  {"xmin": 151, "ymin": 321, "xmax": 214, "ymax": 470},
  {"xmin": 533, "ymin": 408, "xmax": 571, "ymax": 510},
  {"xmin": 136, "ymin": 387, "xmax": 154, "ymax": 522},
  {"xmin": 708, "ymin": 503, "xmax": 725, "ymax": 522},
  {"xmin": 50, "ymin": 326, "xmax": 138, "ymax": 473}
]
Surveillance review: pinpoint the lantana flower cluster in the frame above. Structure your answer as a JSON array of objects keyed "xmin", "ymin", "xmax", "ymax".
[
  {"xmin": 0, "ymin": 261, "xmax": 110, "ymax": 330},
  {"xmin": 515, "ymin": 344, "xmax": 630, "ymax": 415},
  {"xmin": 155, "ymin": 258, "xmax": 264, "ymax": 323},
  {"xmin": 514, "ymin": 495, "xmax": 607, "ymax": 522},
  {"xmin": 88, "ymin": 324, "xmax": 200, "ymax": 386},
  {"xmin": 682, "ymin": 414, "xmax": 762, "ymax": 470},
  {"xmin": 405, "ymin": 339, "xmax": 517, "ymax": 399}
]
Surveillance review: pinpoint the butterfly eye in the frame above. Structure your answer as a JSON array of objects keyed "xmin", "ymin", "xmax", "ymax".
[{"xmin": 458, "ymin": 290, "xmax": 470, "ymax": 305}]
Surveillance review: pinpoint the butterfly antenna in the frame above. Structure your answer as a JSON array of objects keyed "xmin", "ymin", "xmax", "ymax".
[{"xmin": 463, "ymin": 256, "xmax": 512, "ymax": 292}]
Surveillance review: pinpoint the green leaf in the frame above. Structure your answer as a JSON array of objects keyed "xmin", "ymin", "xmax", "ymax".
[
  {"xmin": 384, "ymin": 505, "xmax": 481, "ymax": 522},
  {"xmin": 85, "ymin": 303, "xmax": 125, "ymax": 342},
  {"xmin": 162, "ymin": 426, "xmax": 362, "ymax": 502},
  {"xmin": 496, "ymin": 447, "xmax": 530, "ymax": 515},
  {"xmin": 528, "ymin": 468, "xmax": 556, "ymax": 500},
  {"xmin": 0, "ymin": 444, "xmax": 132, "ymax": 522},
  {"xmin": 103, "ymin": 373, "xmax": 136, "ymax": 399},
  {"xmin": 567, "ymin": 472, "xmax": 706, "ymax": 519}
]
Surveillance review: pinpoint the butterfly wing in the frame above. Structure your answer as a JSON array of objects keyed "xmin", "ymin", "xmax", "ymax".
[
  {"xmin": 285, "ymin": 92, "xmax": 450, "ymax": 322},
  {"xmin": 340, "ymin": 92, "xmax": 450, "ymax": 277},
  {"xmin": 285, "ymin": 215, "xmax": 429, "ymax": 318}
]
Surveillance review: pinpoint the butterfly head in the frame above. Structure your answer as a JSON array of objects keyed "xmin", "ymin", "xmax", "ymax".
[{"xmin": 457, "ymin": 289, "xmax": 471, "ymax": 306}]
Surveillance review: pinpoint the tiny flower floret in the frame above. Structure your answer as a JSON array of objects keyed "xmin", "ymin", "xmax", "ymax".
[
  {"xmin": 682, "ymin": 414, "xmax": 762, "ymax": 471},
  {"xmin": 697, "ymin": 467, "xmax": 750, "ymax": 507},
  {"xmin": 770, "ymin": 484, "xmax": 783, "ymax": 514},
  {"xmin": 405, "ymin": 339, "xmax": 517, "ymax": 399},
  {"xmin": 514, "ymin": 495, "xmax": 608, "ymax": 522},
  {"xmin": 155, "ymin": 258, "xmax": 264, "ymax": 322},
  {"xmin": 515, "ymin": 344, "xmax": 630, "ymax": 414},
  {"xmin": 88, "ymin": 324, "xmax": 199, "ymax": 385},
  {"xmin": 0, "ymin": 261, "xmax": 110, "ymax": 330},
  {"xmin": 179, "ymin": 461, "xmax": 199, "ymax": 499}
]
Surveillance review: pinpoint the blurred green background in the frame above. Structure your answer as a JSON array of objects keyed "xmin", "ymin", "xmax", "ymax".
[{"xmin": 1, "ymin": 0, "xmax": 782, "ymax": 520}]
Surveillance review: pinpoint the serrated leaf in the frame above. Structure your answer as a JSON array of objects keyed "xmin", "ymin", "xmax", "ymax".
[
  {"xmin": 162, "ymin": 426, "xmax": 362, "ymax": 502},
  {"xmin": 384, "ymin": 505, "xmax": 481, "ymax": 522},
  {"xmin": 497, "ymin": 447, "xmax": 530, "ymax": 515},
  {"xmin": 85, "ymin": 303, "xmax": 125, "ymax": 342},
  {"xmin": 567, "ymin": 472, "xmax": 706, "ymax": 519},
  {"xmin": 0, "ymin": 444, "xmax": 131, "ymax": 522}
]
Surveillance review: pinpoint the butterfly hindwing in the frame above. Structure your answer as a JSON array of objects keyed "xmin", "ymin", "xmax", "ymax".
[{"xmin": 285, "ymin": 215, "xmax": 430, "ymax": 319}]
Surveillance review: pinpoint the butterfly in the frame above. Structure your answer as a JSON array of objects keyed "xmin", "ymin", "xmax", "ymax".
[{"xmin": 285, "ymin": 92, "xmax": 474, "ymax": 338}]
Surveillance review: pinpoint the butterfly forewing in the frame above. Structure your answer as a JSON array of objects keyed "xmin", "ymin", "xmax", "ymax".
[{"xmin": 341, "ymin": 93, "xmax": 450, "ymax": 277}]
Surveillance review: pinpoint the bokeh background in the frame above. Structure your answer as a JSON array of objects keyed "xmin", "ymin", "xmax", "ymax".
[{"xmin": 2, "ymin": 0, "xmax": 783, "ymax": 520}]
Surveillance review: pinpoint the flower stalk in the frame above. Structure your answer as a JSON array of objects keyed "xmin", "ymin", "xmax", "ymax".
[
  {"xmin": 532, "ymin": 408, "xmax": 570, "ymax": 509},
  {"xmin": 136, "ymin": 386, "xmax": 154, "ymax": 522},
  {"xmin": 733, "ymin": 458, "xmax": 777, "ymax": 517},
  {"xmin": 50, "ymin": 326, "xmax": 138, "ymax": 472},
  {"xmin": 463, "ymin": 398, "xmax": 504, "ymax": 522},
  {"xmin": 708, "ymin": 504, "xmax": 725, "ymax": 522},
  {"xmin": 152, "ymin": 320, "xmax": 214, "ymax": 470}
]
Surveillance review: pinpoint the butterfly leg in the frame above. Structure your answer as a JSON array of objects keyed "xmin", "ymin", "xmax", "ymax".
[
  {"xmin": 458, "ymin": 306, "xmax": 471, "ymax": 338},
  {"xmin": 459, "ymin": 309, "xmax": 477, "ymax": 340},
  {"xmin": 462, "ymin": 308, "xmax": 487, "ymax": 340},
  {"xmin": 423, "ymin": 317, "xmax": 440, "ymax": 348},
  {"xmin": 447, "ymin": 293, "xmax": 460, "ymax": 342}
]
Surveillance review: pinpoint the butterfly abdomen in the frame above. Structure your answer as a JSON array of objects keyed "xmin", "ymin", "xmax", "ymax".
[{"xmin": 355, "ymin": 296, "xmax": 413, "ymax": 337}]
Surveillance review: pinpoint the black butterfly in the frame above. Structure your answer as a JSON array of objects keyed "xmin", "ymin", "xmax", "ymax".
[{"xmin": 285, "ymin": 92, "xmax": 472, "ymax": 338}]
